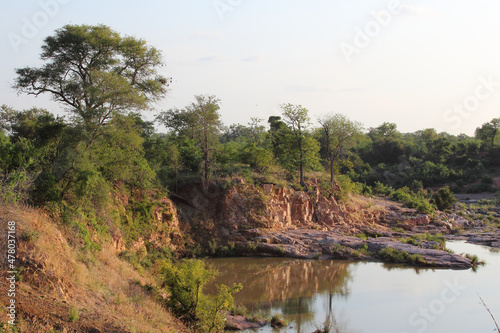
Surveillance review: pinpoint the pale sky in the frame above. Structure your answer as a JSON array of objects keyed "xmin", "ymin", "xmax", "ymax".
[{"xmin": 2, "ymin": 0, "xmax": 500, "ymax": 136}]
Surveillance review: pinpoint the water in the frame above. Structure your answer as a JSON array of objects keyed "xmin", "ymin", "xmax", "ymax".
[{"xmin": 205, "ymin": 241, "xmax": 500, "ymax": 333}]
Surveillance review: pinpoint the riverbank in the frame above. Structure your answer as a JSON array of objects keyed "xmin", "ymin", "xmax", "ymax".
[{"xmin": 176, "ymin": 181, "xmax": 498, "ymax": 269}]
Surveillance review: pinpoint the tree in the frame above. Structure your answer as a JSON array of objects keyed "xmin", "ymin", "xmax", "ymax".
[
  {"xmin": 475, "ymin": 118, "xmax": 500, "ymax": 150},
  {"xmin": 368, "ymin": 122, "xmax": 400, "ymax": 139},
  {"xmin": 13, "ymin": 24, "xmax": 168, "ymax": 147},
  {"xmin": 281, "ymin": 103, "xmax": 311, "ymax": 188},
  {"xmin": 318, "ymin": 113, "xmax": 363, "ymax": 185},
  {"xmin": 157, "ymin": 95, "xmax": 223, "ymax": 183}
]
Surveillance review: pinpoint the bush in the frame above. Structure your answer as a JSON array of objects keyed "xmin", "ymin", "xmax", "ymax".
[
  {"xmin": 372, "ymin": 181, "xmax": 394, "ymax": 196},
  {"xmin": 160, "ymin": 259, "xmax": 242, "ymax": 332},
  {"xmin": 432, "ymin": 186, "xmax": 456, "ymax": 211},
  {"xmin": 270, "ymin": 314, "xmax": 287, "ymax": 328},
  {"xmin": 467, "ymin": 183, "xmax": 498, "ymax": 193},
  {"xmin": 390, "ymin": 187, "xmax": 436, "ymax": 214},
  {"xmin": 481, "ymin": 176, "xmax": 493, "ymax": 185}
]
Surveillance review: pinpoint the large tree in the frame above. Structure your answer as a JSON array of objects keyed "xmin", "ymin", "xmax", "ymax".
[
  {"xmin": 13, "ymin": 24, "xmax": 168, "ymax": 147},
  {"xmin": 318, "ymin": 113, "xmax": 363, "ymax": 185}
]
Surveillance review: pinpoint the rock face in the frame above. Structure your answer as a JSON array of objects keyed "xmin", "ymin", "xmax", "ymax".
[{"xmin": 221, "ymin": 183, "xmax": 347, "ymax": 230}]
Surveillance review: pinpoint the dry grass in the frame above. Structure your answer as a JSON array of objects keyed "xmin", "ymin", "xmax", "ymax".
[{"xmin": 0, "ymin": 202, "xmax": 187, "ymax": 332}]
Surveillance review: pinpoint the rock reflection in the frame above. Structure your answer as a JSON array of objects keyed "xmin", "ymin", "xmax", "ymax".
[{"xmin": 205, "ymin": 258, "xmax": 352, "ymax": 313}]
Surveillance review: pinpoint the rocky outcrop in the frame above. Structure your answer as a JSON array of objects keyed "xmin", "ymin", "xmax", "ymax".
[
  {"xmin": 174, "ymin": 180, "xmax": 493, "ymax": 268},
  {"xmin": 221, "ymin": 183, "xmax": 352, "ymax": 230},
  {"xmin": 252, "ymin": 229, "xmax": 473, "ymax": 269}
]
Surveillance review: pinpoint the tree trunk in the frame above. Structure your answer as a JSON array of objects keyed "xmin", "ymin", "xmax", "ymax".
[
  {"xmin": 299, "ymin": 136, "xmax": 305, "ymax": 188},
  {"xmin": 330, "ymin": 157, "xmax": 335, "ymax": 185},
  {"xmin": 203, "ymin": 126, "xmax": 209, "ymax": 183}
]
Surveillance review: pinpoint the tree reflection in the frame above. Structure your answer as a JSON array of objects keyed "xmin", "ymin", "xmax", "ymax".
[{"xmin": 206, "ymin": 258, "xmax": 354, "ymax": 331}]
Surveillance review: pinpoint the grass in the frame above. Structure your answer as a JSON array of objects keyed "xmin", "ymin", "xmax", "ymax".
[
  {"xmin": 68, "ymin": 308, "xmax": 79, "ymax": 322},
  {"xmin": 391, "ymin": 227, "xmax": 405, "ymax": 233},
  {"xmin": 231, "ymin": 305, "xmax": 248, "ymax": 317},
  {"xmin": 0, "ymin": 201, "xmax": 188, "ymax": 332},
  {"xmin": 378, "ymin": 247, "xmax": 427, "ymax": 265},
  {"xmin": 398, "ymin": 233, "xmax": 446, "ymax": 251},
  {"xmin": 464, "ymin": 253, "xmax": 485, "ymax": 267},
  {"xmin": 270, "ymin": 314, "xmax": 287, "ymax": 328}
]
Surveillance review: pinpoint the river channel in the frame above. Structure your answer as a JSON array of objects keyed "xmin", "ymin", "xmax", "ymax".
[{"xmin": 205, "ymin": 241, "xmax": 500, "ymax": 333}]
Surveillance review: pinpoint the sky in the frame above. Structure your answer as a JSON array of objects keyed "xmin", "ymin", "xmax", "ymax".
[{"xmin": 1, "ymin": 0, "xmax": 500, "ymax": 136}]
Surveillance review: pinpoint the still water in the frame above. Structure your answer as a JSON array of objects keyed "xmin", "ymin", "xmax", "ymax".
[{"xmin": 206, "ymin": 241, "xmax": 500, "ymax": 333}]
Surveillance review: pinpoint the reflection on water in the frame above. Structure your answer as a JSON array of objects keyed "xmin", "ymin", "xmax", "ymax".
[
  {"xmin": 205, "ymin": 242, "xmax": 500, "ymax": 333},
  {"xmin": 206, "ymin": 258, "xmax": 352, "ymax": 307},
  {"xmin": 206, "ymin": 258, "xmax": 356, "ymax": 332}
]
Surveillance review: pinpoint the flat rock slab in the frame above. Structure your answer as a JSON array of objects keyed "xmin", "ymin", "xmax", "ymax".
[
  {"xmin": 225, "ymin": 313, "xmax": 267, "ymax": 330},
  {"xmin": 447, "ymin": 230, "xmax": 500, "ymax": 248},
  {"xmin": 254, "ymin": 229, "xmax": 472, "ymax": 269}
]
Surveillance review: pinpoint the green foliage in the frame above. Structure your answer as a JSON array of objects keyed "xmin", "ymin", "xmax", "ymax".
[
  {"xmin": 270, "ymin": 313, "xmax": 287, "ymax": 328},
  {"xmin": 464, "ymin": 253, "xmax": 484, "ymax": 267},
  {"xmin": 231, "ymin": 304, "xmax": 248, "ymax": 316},
  {"xmin": 390, "ymin": 187, "xmax": 436, "ymax": 214},
  {"xmin": 466, "ymin": 183, "xmax": 498, "ymax": 193},
  {"xmin": 432, "ymin": 186, "xmax": 457, "ymax": 211},
  {"xmin": 157, "ymin": 95, "xmax": 223, "ymax": 182},
  {"xmin": 160, "ymin": 259, "xmax": 242, "ymax": 332},
  {"xmin": 372, "ymin": 181, "xmax": 394, "ymax": 196},
  {"xmin": 378, "ymin": 247, "xmax": 427, "ymax": 265},
  {"xmin": 14, "ymin": 24, "xmax": 167, "ymax": 144},
  {"xmin": 68, "ymin": 307, "xmax": 80, "ymax": 322}
]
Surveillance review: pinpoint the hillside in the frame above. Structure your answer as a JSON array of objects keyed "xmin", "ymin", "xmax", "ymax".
[{"xmin": 0, "ymin": 202, "xmax": 188, "ymax": 333}]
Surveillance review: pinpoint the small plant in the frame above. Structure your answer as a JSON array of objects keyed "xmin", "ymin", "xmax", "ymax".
[
  {"xmin": 19, "ymin": 230, "xmax": 40, "ymax": 242},
  {"xmin": 464, "ymin": 253, "xmax": 485, "ymax": 267},
  {"xmin": 68, "ymin": 307, "xmax": 79, "ymax": 322},
  {"xmin": 277, "ymin": 246, "xmax": 285, "ymax": 255},
  {"xmin": 312, "ymin": 252, "xmax": 322, "ymax": 260},
  {"xmin": 231, "ymin": 304, "xmax": 248, "ymax": 317},
  {"xmin": 246, "ymin": 241, "xmax": 258, "ymax": 253},
  {"xmin": 270, "ymin": 313, "xmax": 287, "ymax": 328},
  {"xmin": 391, "ymin": 227, "xmax": 405, "ymax": 233},
  {"xmin": 355, "ymin": 233, "xmax": 368, "ymax": 240}
]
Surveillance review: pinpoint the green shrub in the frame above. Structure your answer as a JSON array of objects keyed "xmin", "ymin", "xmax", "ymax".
[
  {"xmin": 160, "ymin": 259, "xmax": 242, "ymax": 332},
  {"xmin": 390, "ymin": 187, "xmax": 436, "ymax": 214},
  {"xmin": 467, "ymin": 183, "xmax": 498, "ymax": 193},
  {"xmin": 231, "ymin": 304, "xmax": 248, "ymax": 316},
  {"xmin": 373, "ymin": 181, "xmax": 394, "ymax": 196},
  {"xmin": 68, "ymin": 307, "xmax": 79, "ymax": 322},
  {"xmin": 432, "ymin": 186, "xmax": 456, "ymax": 211},
  {"xmin": 481, "ymin": 176, "xmax": 493, "ymax": 185},
  {"xmin": 270, "ymin": 314, "xmax": 287, "ymax": 328}
]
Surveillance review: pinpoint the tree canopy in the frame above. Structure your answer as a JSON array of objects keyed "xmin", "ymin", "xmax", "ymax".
[{"xmin": 14, "ymin": 24, "xmax": 168, "ymax": 145}]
